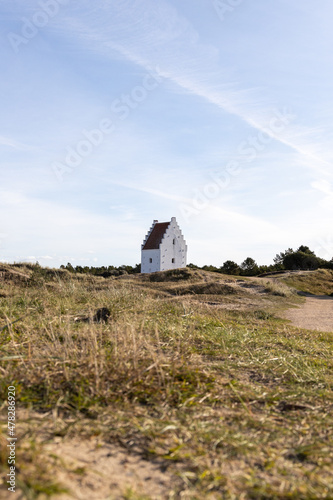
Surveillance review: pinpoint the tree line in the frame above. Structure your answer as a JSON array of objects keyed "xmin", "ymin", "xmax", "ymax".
[
  {"xmin": 60, "ymin": 263, "xmax": 141, "ymax": 277},
  {"xmin": 61, "ymin": 245, "xmax": 333, "ymax": 278},
  {"xmin": 189, "ymin": 245, "xmax": 333, "ymax": 276}
]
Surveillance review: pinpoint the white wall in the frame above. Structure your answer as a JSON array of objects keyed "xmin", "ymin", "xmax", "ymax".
[
  {"xmin": 141, "ymin": 217, "xmax": 187, "ymax": 274},
  {"xmin": 160, "ymin": 218, "xmax": 187, "ymax": 271},
  {"xmin": 141, "ymin": 249, "xmax": 160, "ymax": 274}
]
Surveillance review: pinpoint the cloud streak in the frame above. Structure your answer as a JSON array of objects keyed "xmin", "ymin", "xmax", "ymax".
[
  {"xmin": 0, "ymin": 136, "xmax": 31, "ymax": 151},
  {"xmin": 109, "ymin": 179, "xmax": 285, "ymax": 242},
  {"xmin": 54, "ymin": 0, "xmax": 333, "ymax": 177}
]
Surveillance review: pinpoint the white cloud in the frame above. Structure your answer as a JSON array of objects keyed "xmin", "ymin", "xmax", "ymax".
[
  {"xmin": 1, "ymin": 0, "xmax": 332, "ymax": 267},
  {"xmin": 0, "ymin": 190, "xmax": 144, "ymax": 266},
  {"xmin": 311, "ymin": 180, "xmax": 333, "ymax": 209},
  {"xmin": 312, "ymin": 179, "xmax": 333, "ymax": 196},
  {"xmin": 53, "ymin": 0, "xmax": 333, "ymax": 178},
  {"xmin": 0, "ymin": 136, "xmax": 31, "ymax": 151}
]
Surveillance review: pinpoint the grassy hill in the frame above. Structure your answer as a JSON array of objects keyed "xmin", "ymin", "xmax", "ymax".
[
  {"xmin": 0, "ymin": 265, "xmax": 332, "ymax": 499},
  {"xmin": 279, "ymin": 268, "xmax": 333, "ymax": 296}
]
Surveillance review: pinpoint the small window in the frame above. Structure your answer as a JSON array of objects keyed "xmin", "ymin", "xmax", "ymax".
[
  {"xmin": 172, "ymin": 258, "xmax": 175, "ymax": 263},
  {"xmin": 149, "ymin": 258, "xmax": 152, "ymax": 263},
  {"xmin": 173, "ymin": 238, "xmax": 175, "ymax": 245}
]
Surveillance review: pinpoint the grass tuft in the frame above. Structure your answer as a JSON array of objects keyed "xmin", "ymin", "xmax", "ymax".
[{"xmin": 0, "ymin": 265, "xmax": 332, "ymax": 498}]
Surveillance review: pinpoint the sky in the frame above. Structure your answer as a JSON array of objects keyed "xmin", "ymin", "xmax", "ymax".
[{"xmin": 1, "ymin": 0, "xmax": 333, "ymax": 268}]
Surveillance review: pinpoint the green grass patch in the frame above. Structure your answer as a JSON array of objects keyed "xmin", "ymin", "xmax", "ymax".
[
  {"xmin": 0, "ymin": 265, "xmax": 332, "ymax": 498},
  {"xmin": 282, "ymin": 268, "xmax": 333, "ymax": 295}
]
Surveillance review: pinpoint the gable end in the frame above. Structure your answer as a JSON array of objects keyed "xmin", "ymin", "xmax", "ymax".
[{"xmin": 142, "ymin": 222, "xmax": 170, "ymax": 250}]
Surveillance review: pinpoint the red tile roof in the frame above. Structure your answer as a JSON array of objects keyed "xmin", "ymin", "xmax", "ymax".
[{"xmin": 142, "ymin": 222, "xmax": 170, "ymax": 250}]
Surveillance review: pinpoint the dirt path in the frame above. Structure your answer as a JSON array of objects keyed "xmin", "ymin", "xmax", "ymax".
[
  {"xmin": 2, "ymin": 436, "xmax": 175, "ymax": 500},
  {"xmin": 283, "ymin": 295, "xmax": 333, "ymax": 332},
  {"xmin": 48, "ymin": 438, "xmax": 174, "ymax": 500}
]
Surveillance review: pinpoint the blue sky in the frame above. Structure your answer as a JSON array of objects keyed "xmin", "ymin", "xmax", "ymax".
[{"xmin": 1, "ymin": 0, "xmax": 333, "ymax": 267}]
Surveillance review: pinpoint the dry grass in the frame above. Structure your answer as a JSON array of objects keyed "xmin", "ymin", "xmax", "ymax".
[
  {"xmin": 0, "ymin": 265, "xmax": 333, "ymax": 499},
  {"xmin": 281, "ymin": 268, "xmax": 333, "ymax": 296},
  {"xmin": 262, "ymin": 280, "xmax": 297, "ymax": 297}
]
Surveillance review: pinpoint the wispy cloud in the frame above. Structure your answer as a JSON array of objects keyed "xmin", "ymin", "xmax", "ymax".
[
  {"xmin": 0, "ymin": 190, "xmax": 144, "ymax": 266},
  {"xmin": 312, "ymin": 179, "xmax": 333, "ymax": 196},
  {"xmin": 0, "ymin": 135, "xmax": 31, "ymax": 151},
  {"xmin": 54, "ymin": 0, "xmax": 333, "ymax": 177},
  {"xmin": 109, "ymin": 179, "xmax": 285, "ymax": 243},
  {"xmin": 1, "ymin": 0, "xmax": 332, "ymax": 267},
  {"xmin": 110, "ymin": 180, "xmax": 191, "ymax": 204},
  {"xmin": 312, "ymin": 179, "xmax": 333, "ymax": 209}
]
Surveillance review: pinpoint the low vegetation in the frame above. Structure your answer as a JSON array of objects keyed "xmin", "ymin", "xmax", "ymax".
[
  {"xmin": 0, "ymin": 264, "xmax": 332, "ymax": 499},
  {"xmin": 281, "ymin": 268, "xmax": 333, "ymax": 296},
  {"xmin": 59, "ymin": 244, "xmax": 333, "ymax": 279}
]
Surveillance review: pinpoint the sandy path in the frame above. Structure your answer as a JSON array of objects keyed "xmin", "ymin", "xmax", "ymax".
[
  {"xmin": 48, "ymin": 438, "xmax": 174, "ymax": 500},
  {"xmin": 283, "ymin": 295, "xmax": 333, "ymax": 332},
  {"xmin": 1, "ymin": 437, "xmax": 174, "ymax": 500}
]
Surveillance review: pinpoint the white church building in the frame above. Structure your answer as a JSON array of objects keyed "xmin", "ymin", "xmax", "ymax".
[{"xmin": 141, "ymin": 217, "xmax": 187, "ymax": 274}]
